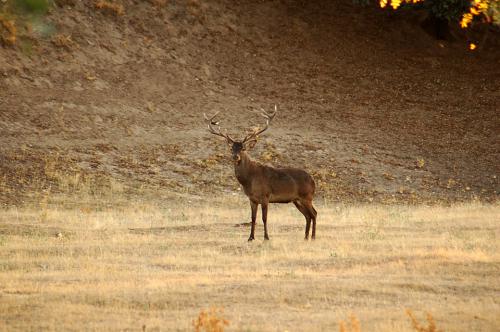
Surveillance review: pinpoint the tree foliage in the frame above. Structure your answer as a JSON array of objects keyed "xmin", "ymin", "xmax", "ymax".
[
  {"xmin": 356, "ymin": 0, "xmax": 497, "ymax": 45},
  {"xmin": 356, "ymin": 0, "xmax": 496, "ymax": 24},
  {"xmin": 419, "ymin": 0, "xmax": 471, "ymax": 21}
]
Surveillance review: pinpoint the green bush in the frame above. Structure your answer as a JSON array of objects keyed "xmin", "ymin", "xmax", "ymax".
[{"xmin": 14, "ymin": 0, "xmax": 51, "ymax": 14}]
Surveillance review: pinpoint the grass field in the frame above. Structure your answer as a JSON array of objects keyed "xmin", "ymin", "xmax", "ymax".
[{"xmin": 0, "ymin": 198, "xmax": 499, "ymax": 331}]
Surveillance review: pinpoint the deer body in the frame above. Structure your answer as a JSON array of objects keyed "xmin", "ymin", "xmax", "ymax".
[
  {"xmin": 204, "ymin": 106, "xmax": 317, "ymax": 241},
  {"xmin": 235, "ymin": 152, "xmax": 315, "ymax": 204}
]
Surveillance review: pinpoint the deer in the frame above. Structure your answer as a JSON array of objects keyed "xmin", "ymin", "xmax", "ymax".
[{"xmin": 204, "ymin": 106, "xmax": 317, "ymax": 241}]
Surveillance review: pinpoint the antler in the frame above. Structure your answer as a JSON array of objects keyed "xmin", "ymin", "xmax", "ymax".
[
  {"xmin": 242, "ymin": 105, "xmax": 277, "ymax": 144},
  {"xmin": 204, "ymin": 111, "xmax": 235, "ymax": 143}
]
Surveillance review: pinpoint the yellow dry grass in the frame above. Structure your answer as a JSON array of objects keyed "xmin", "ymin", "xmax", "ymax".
[
  {"xmin": 0, "ymin": 199, "xmax": 499, "ymax": 331},
  {"xmin": 94, "ymin": 0, "xmax": 125, "ymax": 16}
]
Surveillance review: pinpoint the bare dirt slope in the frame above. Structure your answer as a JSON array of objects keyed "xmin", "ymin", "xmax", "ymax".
[{"xmin": 1, "ymin": 0, "xmax": 499, "ymax": 205}]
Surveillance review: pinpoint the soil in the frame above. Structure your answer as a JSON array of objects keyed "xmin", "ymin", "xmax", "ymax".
[{"xmin": 0, "ymin": 0, "xmax": 499, "ymax": 205}]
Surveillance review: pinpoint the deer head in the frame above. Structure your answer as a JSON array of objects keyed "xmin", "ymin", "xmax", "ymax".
[{"xmin": 204, "ymin": 106, "xmax": 277, "ymax": 164}]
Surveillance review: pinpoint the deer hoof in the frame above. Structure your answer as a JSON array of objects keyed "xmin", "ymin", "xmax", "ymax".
[
  {"xmin": 248, "ymin": 236, "xmax": 255, "ymax": 241},
  {"xmin": 264, "ymin": 235, "xmax": 270, "ymax": 240}
]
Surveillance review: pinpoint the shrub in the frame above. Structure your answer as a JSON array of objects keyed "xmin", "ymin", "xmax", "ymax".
[{"xmin": 193, "ymin": 307, "xmax": 229, "ymax": 332}]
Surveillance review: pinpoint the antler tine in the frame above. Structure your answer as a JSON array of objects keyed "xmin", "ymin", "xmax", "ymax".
[
  {"xmin": 260, "ymin": 104, "xmax": 277, "ymax": 120},
  {"xmin": 204, "ymin": 112, "xmax": 235, "ymax": 143},
  {"xmin": 242, "ymin": 105, "xmax": 277, "ymax": 143},
  {"xmin": 203, "ymin": 111, "xmax": 219, "ymax": 123}
]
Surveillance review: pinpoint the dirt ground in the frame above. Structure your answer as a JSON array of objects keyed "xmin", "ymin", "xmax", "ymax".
[
  {"xmin": 0, "ymin": 202, "xmax": 499, "ymax": 331},
  {"xmin": 0, "ymin": 0, "xmax": 498, "ymax": 205}
]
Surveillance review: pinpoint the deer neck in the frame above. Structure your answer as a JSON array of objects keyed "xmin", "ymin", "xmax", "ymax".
[{"xmin": 234, "ymin": 151, "xmax": 255, "ymax": 186}]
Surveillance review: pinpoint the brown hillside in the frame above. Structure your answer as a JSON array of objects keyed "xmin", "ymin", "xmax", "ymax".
[{"xmin": 0, "ymin": 0, "xmax": 499, "ymax": 205}]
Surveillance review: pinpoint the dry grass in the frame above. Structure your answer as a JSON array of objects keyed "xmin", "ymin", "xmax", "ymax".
[
  {"xmin": 0, "ymin": 199, "xmax": 499, "ymax": 331},
  {"xmin": 94, "ymin": 0, "xmax": 124, "ymax": 16},
  {"xmin": 0, "ymin": 15, "xmax": 16, "ymax": 46},
  {"xmin": 339, "ymin": 314, "xmax": 361, "ymax": 332},
  {"xmin": 193, "ymin": 307, "xmax": 229, "ymax": 332},
  {"xmin": 406, "ymin": 310, "xmax": 441, "ymax": 332},
  {"xmin": 51, "ymin": 33, "xmax": 78, "ymax": 51}
]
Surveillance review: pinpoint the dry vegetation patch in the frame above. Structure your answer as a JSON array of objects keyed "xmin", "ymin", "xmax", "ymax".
[
  {"xmin": 0, "ymin": 201, "xmax": 498, "ymax": 331},
  {"xmin": 94, "ymin": 0, "xmax": 125, "ymax": 16},
  {"xmin": 0, "ymin": 16, "xmax": 16, "ymax": 46}
]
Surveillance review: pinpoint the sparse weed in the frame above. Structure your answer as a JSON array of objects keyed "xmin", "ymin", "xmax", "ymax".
[
  {"xmin": 193, "ymin": 307, "xmax": 229, "ymax": 332},
  {"xmin": 416, "ymin": 158, "xmax": 425, "ymax": 169},
  {"xmin": 94, "ymin": 0, "xmax": 124, "ymax": 16},
  {"xmin": 406, "ymin": 309, "xmax": 441, "ymax": 332},
  {"xmin": 196, "ymin": 154, "xmax": 225, "ymax": 169},
  {"xmin": 51, "ymin": 33, "xmax": 78, "ymax": 51},
  {"xmin": 38, "ymin": 187, "xmax": 51, "ymax": 222},
  {"xmin": 383, "ymin": 172, "xmax": 395, "ymax": 180},
  {"xmin": 0, "ymin": 15, "xmax": 17, "ymax": 46},
  {"xmin": 149, "ymin": 0, "xmax": 167, "ymax": 7},
  {"xmin": 54, "ymin": 0, "xmax": 76, "ymax": 7},
  {"xmin": 359, "ymin": 221, "xmax": 384, "ymax": 240},
  {"xmin": 260, "ymin": 141, "xmax": 280, "ymax": 162},
  {"xmin": 310, "ymin": 167, "xmax": 340, "ymax": 196},
  {"xmin": 339, "ymin": 314, "xmax": 361, "ymax": 332}
]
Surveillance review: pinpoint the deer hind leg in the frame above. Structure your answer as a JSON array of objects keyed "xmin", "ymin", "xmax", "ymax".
[
  {"xmin": 293, "ymin": 201, "xmax": 311, "ymax": 240},
  {"xmin": 309, "ymin": 204, "xmax": 317, "ymax": 240},
  {"xmin": 261, "ymin": 201, "xmax": 270, "ymax": 240},
  {"xmin": 249, "ymin": 201, "xmax": 258, "ymax": 241},
  {"xmin": 302, "ymin": 201, "xmax": 317, "ymax": 239}
]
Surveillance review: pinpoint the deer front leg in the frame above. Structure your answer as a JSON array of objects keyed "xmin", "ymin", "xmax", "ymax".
[
  {"xmin": 248, "ymin": 201, "xmax": 258, "ymax": 241},
  {"xmin": 262, "ymin": 201, "xmax": 270, "ymax": 240}
]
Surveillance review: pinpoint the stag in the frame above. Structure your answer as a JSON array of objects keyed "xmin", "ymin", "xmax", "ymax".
[{"xmin": 204, "ymin": 106, "xmax": 317, "ymax": 241}]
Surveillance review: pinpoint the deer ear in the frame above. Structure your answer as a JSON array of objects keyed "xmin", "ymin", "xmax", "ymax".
[{"xmin": 245, "ymin": 139, "xmax": 257, "ymax": 150}]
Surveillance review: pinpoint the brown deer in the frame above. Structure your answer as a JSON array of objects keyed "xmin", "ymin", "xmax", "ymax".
[{"xmin": 204, "ymin": 106, "xmax": 317, "ymax": 241}]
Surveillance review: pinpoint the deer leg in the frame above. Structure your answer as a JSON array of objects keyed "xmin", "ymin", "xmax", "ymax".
[
  {"xmin": 305, "ymin": 202, "xmax": 317, "ymax": 240},
  {"xmin": 248, "ymin": 201, "xmax": 258, "ymax": 241},
  {"xmin": 262, "ymin": 201, "xmax": 270, "ymax": 240},
  {"xmin": 293, "ymin": 201, "xmax": 311, "ymax": 240}
]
